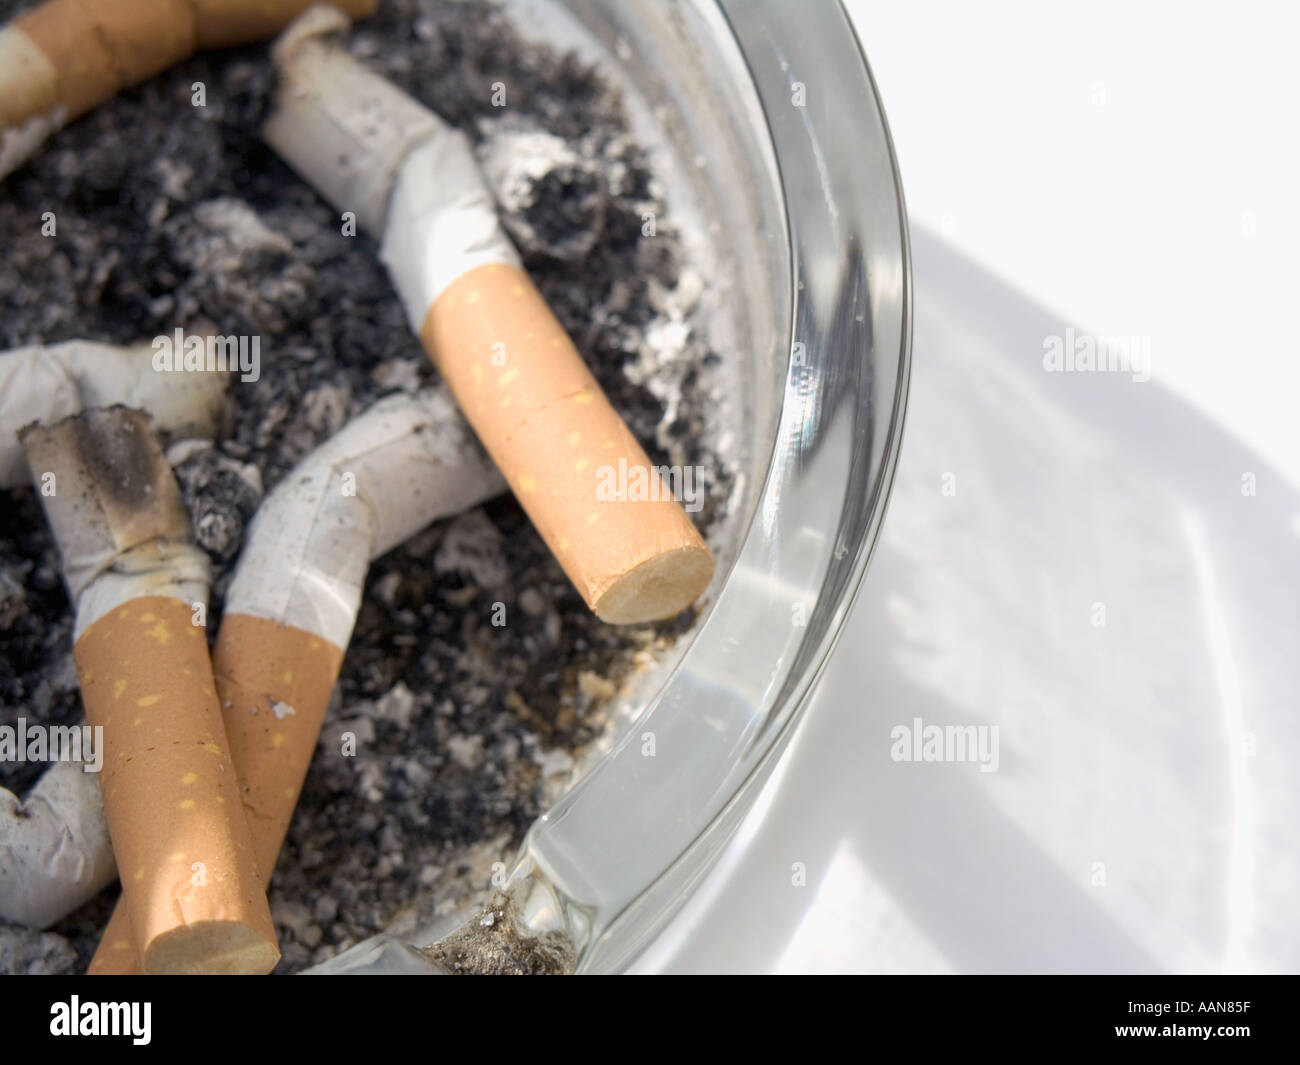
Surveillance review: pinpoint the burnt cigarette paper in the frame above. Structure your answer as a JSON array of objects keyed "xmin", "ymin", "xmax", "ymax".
[{"xmin": 0, "ymin": 337, "xmax": 229, "ymax": 489}]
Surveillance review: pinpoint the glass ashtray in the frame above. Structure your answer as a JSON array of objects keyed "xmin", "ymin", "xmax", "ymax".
[{"xmin": 312, "ymin": 0, "xmax": 911, "ymax": 974}]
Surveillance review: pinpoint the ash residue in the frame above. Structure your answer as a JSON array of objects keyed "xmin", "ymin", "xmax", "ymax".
[
  {"xmin": 0, "ymin": 0, "xmax": 735, "ymax": 973},
  {"xmin": 421, "ymin": 891, "xmax": 574, "ymax": 975},
  {"xmin": 0, "ymin": 491, "xmax": 77, "ymax": 798},
  {"xmin": 168, "ymin": 441, "xmax": 263, "ymax": 562},
  {"xmin": 478, "ymin": 122, "xmax": 609, "ymax": 262}
]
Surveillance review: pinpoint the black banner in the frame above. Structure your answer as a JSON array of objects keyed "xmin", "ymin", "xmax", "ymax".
[{"xmin": 0, "ymin": 975, "xmax": 1287, "ymax": 1052}]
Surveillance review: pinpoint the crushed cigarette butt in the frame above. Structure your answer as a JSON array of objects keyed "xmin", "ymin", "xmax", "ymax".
[{"xmin": 23, "ymin": 407, "xmax": 278, "ymax": 974}]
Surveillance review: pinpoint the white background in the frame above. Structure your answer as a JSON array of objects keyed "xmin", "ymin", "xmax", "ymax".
[
  {"xmin": 638, "ymin": 1, "xmax": 1300, "ymax": 973},
  {"xmin": 845, "ymin": 0, "xmax": 1300, "ymax": 490}
]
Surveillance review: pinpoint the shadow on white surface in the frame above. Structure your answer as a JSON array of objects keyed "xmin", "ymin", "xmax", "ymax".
[{"xmin": 632, "ymin": 227, "xmax": 1300, "ymax": 974}]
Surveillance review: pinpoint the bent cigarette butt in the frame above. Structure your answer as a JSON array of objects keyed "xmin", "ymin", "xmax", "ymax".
[
  {"xmin": 423, "ymin": 263, "xmax": 713, "ymax": 622},
  {"xmin": 0, "ymin": 0, "xmax": 377, "ymax": 179},
  {"xmin": 0, "ymin": 759, "xmax": 115, "ymax": 929},
  {"xmin": 23, "ymin": 408, "xmax": 278, "ymax": 974},
  {"xmin": 265, "ymin": 9, "xmax": 714, "ymax": 623},
  {"xmin": 88, "ymin": 387, "xmax": 503, "ymax": 974},
  {"xmin": 223, "ymin": 387, "xmax": 505, "ymax": 647},
  {"xmin": 0, "ymin": 336, "xmax": 230, "ymax": 489}
]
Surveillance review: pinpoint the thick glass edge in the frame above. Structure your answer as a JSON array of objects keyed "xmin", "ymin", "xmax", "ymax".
[{"xmin": 566, "ymin": 0, "xmax": 913, "ymax": 969}]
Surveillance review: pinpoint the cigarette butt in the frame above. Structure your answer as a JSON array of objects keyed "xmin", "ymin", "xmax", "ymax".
[
  {"xmin": 90, "ymin": 614, "xmax": 344, "ymax": 975},
  {"xmin": 262, "ymin": 14, "xmax": 713, "ymax": 622},
  {"xmin": 422, "ymin": 263, "xmax": 714, "ymax": 622},
  {"xmin": 76, "ymin": 597, "xmax": 280, "ymax": 975},
  {"xmin": 23, "ymin": 409, "xmax": 277, "ymax": 974},
  {"xmin": 15, "ymin": 0, "xmax": 196, "ymax": 121}
]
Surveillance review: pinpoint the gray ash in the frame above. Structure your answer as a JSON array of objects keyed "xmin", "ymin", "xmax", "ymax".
[
  {"xmin": 0, "ymin": 492, "xmax": 78, "ymax": 798},
  {"xmin": 421, "ymin": 890, "xmax": 575, "ymax": 975},
  {"xmin": 0, "ymin": 0, "xmax": 735, "ymax": 973},
  {"xmin": 168, "ymin": 441, "xmax": 263, "ymax": 562}
]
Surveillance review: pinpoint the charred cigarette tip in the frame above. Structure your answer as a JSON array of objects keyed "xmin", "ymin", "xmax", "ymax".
[
  {"xmin": 2, "ymin": 337, "xmax": 231, "ymax": 490},
  {"xmin": 20, "ymin": 406, "xmax": 201, "ymax": 624}
]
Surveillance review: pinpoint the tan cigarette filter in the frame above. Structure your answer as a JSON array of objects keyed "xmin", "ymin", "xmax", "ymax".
[
  {"xmin": 90, "ymin": 614, "xmax": 344, "ymax": 975},
  {"xmin": 4, "ymin": 0, "xmax": 377, "ymax": 126},
  {"xmin": 422, "ymin": 262, "xmax": 714, "ymax": 623},
  {"xmin": 75, "ymin": 597, "xmax": 280, "ymax": 974},
  {"xmin": 189, "ymin": 0, "xmax": 376, "ymax": 48},
  {"xmin": 15, "ymin": 0, "xmax": 196, "ymax": 121}
]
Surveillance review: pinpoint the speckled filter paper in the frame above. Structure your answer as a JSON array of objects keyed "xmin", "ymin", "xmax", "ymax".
[
  {"xmin": 90, "ymin": 613, "xmax": 343, "ymax": 975},
  {"xmin": 74, "ymin": 595, "xmax": 279, "ymax": 974},
  {"xmin": 15, "ymin": 0, "xmax": 195, "ymax": 120},
  {"xmin": 0, "ymin": 0, "xmax": 379, "ymax": 178}
]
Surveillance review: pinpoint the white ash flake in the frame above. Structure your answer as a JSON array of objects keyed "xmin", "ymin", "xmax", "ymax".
[
  {"xmin": 477, "ymin": 127, "xmax": 582, "ymax": 214},
  {"xmin": 433, "ymin": 509, "xmax": 508, "ymax": 588},
  {"xmin": 531, "ymin": 746, "xmax": 575, "ymax": 779},
  {"xmin": 446, "ymin": 733, "xmax": 484, "ymax": 770}
]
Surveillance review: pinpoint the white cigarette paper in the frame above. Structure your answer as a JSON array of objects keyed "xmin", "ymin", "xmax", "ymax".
[
  {"xmin": 261, "ymin": 4, "xmax": 519, "ymax": 326},
  {"xmin": 226, "ymin": 386, "xmax": 505, "ymax": 645},
  {"xmin": 0, "ymin": 337, "xmax": 229, "ymax": 489},
  {"xmin": 22, "ymin": 413, "xmax": 211, "ymax": 640},
  {"xmin": 0, "ymin": 758, "xmax": 115, "ymax": 929}
]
